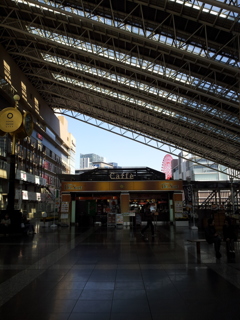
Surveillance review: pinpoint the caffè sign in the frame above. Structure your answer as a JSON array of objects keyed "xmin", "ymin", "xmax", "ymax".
[{"xmin": 109, "ymin": 172, "xmax": 134, "ymax": 180}]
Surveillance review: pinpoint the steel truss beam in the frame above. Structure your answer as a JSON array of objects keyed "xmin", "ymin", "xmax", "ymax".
[
  {"xmin": 54, "ymin": 109, "xmax": 240, "ymax": 179},
  {"xmin": 35, "ymin": 81, "xmax": 240, "ymax": 167},
  {"xmin": 0, "ymin": 0, "xmax": 239, "ymax": 175}
]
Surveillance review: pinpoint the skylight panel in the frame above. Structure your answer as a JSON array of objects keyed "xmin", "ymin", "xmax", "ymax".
[
  {"xmin": 169, "ymin": 0, "xmax": 237, "ymax": 20},
  {"xmin": 27, "ymin": 25, "xmax": 238, "ymax": 102},
  {"xmin": 42, "ymin": 53, "xmax": 172, "ymax": 98},
  {"xmin": 43, "ymin": 53, "xmax": 239, "ymax": 127},
  {"xmin": 52, "ymin": 73, "xmax": 240, "ymax": 144},
  {"xmin": 52, "ymin": 72, "xmax": 169, "ymax": 115},
  {"xmin": 20, "ymin": 0, "xmax": 238, "ymax": 67}
]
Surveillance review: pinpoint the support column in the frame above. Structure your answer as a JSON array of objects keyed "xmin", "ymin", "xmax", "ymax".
[
  {"xmin": 120, "ymin": 193, "xmax": 130, "ymax": 213},
  {"xmin": 7, "ymin": 153, "xmax": 16, "ymax": 213},
  {"xmin": 120, "ymin": 193, "xmax": 130, "ymax": 226},
  {"xmin": 71, "ymin": 200, "xmax": 76, "ymax": 225},
  {"xmin": 169, "ymin": 199, "xmax": 174, "ymax": 224}
]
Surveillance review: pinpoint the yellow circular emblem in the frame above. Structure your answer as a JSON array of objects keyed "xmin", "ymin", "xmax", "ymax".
[{"xmin": 0, "ymin": 107, "xmax": 23, "ymax": 133}]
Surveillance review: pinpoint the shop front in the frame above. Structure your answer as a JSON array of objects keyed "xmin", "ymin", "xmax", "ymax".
[{"xmin": 59, "ymin": 168, "xmax": 183, "ymax": 227}]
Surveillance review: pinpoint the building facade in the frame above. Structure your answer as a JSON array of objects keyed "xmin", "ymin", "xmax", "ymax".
[
  {"xmin": 172, "ymin": 151, "xmax": 229, "ymax": 181},
  {"xmin": 0, "ymin": 45, "xmax": 75, "ymax": 218},
  {"xmin": 171, "ymin": 152, "xmax": 240, "ymax": 210},
  {"xmin": 59, "ymin": 167, "xmax": 183, "ymax": 227},
  {"xmin": 80, "ymin": 153, "xmax": 105, "ymax": 169}
]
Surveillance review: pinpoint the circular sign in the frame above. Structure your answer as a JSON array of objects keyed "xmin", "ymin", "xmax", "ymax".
[{"xmin": 0, "ymin": 107, "xmax": 23, "ymax": 133}]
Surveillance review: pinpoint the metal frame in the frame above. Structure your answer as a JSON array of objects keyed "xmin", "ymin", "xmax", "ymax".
[{"xmin": 0, "ymin": 0, "xmax": 239, "ymax": 175}]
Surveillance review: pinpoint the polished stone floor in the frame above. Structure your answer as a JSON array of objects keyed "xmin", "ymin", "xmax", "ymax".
[{"xmin": 0, "ymin": 223, "xmax": 240, "ymax": 320}]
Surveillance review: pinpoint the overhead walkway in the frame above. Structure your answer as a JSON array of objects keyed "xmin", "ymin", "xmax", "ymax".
[{"xmin": 1, "ymin": 224, "xmax": 240, "ymax": 320}]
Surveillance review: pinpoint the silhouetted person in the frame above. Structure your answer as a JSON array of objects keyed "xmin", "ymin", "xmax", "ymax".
[
  {"xmin": 223, "ymin": 217, "xmax": 237, "ymax": 262},
  {"xmin": 205, "ymin": 218, "xmax": 221, "ymax": 258},
  {"xmin": 0, "ymin": 214, "xmax": 11, "ymax": 236},
  {"xmin": 141, "ymin": 203, "xmax": 154, "ymax": 238},
  {"xmin": 21, "ymin": 214, "xmax": 35, "ymax": 235}
]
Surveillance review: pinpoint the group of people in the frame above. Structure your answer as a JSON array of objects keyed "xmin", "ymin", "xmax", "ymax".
[
  {"xmin": 0, "ymin": 213, "xmax": 35, "ymax": 236},
  {"xmin": 205, "ymin": 217, "xmax": 237, "ymax": 261},
  {"xmin": 139, "ymin": 204, "xmax": 238, "ymax": 261}
]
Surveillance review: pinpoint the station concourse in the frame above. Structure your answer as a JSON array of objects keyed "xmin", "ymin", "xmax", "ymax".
[
  {"xmin": 1, "ymin": 224, "xmax": 240, "ymax": 320},
  {"xmin": 0, "ymin": 1, "xmax": 239, "ymax": 319}
]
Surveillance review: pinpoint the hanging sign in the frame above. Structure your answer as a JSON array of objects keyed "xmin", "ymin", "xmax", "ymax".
[
  {"xmin": 61, "ymin": 202, "xmax": 69, "ymax": 213},
  {"xmin": 0, "ymin": 107, "xmax": 23, "ymax": 133}
]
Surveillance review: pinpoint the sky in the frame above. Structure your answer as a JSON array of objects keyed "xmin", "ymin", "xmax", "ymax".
[{"xmin": 65, "ymin": 116, "xmax": 172, "ymax": 171}]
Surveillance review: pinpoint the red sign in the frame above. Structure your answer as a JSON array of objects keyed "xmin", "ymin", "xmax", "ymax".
[{"xmin": 37, "ymin": 133, "xmax": 43, "ymax": 140}]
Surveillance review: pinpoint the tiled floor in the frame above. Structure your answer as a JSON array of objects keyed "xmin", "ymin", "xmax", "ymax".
[{"xmin": 0, "ymin": 223, "xmax": 240, "ymax": 320}]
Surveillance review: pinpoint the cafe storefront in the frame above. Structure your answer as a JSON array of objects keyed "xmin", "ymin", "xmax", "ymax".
[{"xmin": 59, "ymin": 167, "xmax": 183, "ymax": 227}]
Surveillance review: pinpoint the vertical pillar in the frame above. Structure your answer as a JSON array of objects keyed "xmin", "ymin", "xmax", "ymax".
[
  {"xmin": 71, "ymin": 200, "xmax": 76, "ymax": 225},
  {"xmin": 169, "ymin": 199, "xmax": 174, "ymax": 224},
  {"xmin": 218, "ymin": 189, "xmax": 221, "ymax": 206},
  {"xmin": 7, "ymin": 153, "xmax": 16, "ymax": 213},
  {"xmin": 120, "ymin": 193, "xmax": 130, "ymax": 226},
  {"xmin": 120, "ymin": 193, "xmax": 130, "ymax": 213},
  {"xmin": 230, "ymin": 178, "xmax": 234, "ymax": 214}
]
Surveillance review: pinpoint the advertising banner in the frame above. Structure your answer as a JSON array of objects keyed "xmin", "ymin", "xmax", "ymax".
[
  {"xmin": 174, "ymin": 201, "xmax": 183, "ymax": 213},
  {"xmin": 183, "ymin": 185, "xmax": 193, "ymax": 204},
  {"xmin": 61, "ymin": 202, "xmax": 69, "ymax": 213}
]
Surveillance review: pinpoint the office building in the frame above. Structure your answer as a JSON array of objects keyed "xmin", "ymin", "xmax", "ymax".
[
  {"xmin": 171, "ymin": 152, "xmax": 240, "ymax": 209},
  {"xmin": 80, "ymin": 153, "xmax": 105, "ymax": 169},
  {"xmin": 172, "ymin": 152, "xmax": 229, "ymax": 181}
]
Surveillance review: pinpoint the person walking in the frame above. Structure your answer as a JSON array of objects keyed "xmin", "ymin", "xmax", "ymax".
[
  {"xmin": 205, "ymin": 218, "xmax": 222, "ymax": 258},
  {"xmin": 141, "ymin": 203, "xmax": 155, "ymax": 238}
]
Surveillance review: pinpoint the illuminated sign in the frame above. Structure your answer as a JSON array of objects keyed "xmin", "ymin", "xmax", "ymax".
[
  {"xmin": 161, "ymin": 182, "xmax": 182, "ymax": 190},
  {"xmin": 61, "ymin": 180, "xmax": 183, "ymax": 192},
  {"xmin": 110, "ymin": 172, "xmax": 134, "ymax": 180},
  {"xmin": 63, "ymin": 183, "xmax": 83, "ymax": 191},
  {"xmin": 37, "ymin": 133, "xmax": 43, "ymax": 140}
]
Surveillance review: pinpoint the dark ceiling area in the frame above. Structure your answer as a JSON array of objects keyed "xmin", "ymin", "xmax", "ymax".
[{"xmin": 0, "ymin": 0, "xmax": 239, "ymax": 173}]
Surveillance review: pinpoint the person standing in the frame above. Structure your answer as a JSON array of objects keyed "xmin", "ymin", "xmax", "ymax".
[
  {"xmin": 21, "ymin": 214, "xmax": 36, "ymax": 235},
  {"xmin": 223, "ymin": 217, "xmax": 237, "ymax": 262},
  {"xmin": 205, "ymin": 218, "xmax": 222, "ymax": 258},
  {"xmin": 0, "ymin": 214, "xmax": 11, "ymax": 236},
  {"xmin": 141, "ymin": 203, "xmax": 155, "ymax": 238}
]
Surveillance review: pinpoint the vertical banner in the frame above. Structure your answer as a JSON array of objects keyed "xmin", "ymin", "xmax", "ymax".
[{"xmin": 183, "ymin": 185, "xmax": 193, "ymax": 205}]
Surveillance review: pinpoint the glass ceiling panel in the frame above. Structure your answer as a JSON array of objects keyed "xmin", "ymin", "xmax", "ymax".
[
  {"xmin": 52, "ymin": 72, "xmax": 172, "ymax": 115},
  {"xmin": 27, "ymin": 25, "xmax": 238, "ymax": 108},
  {"xmin": 42, "ymin": 52, "xmax": 239, "ymax": 126},
  {"xmin": 170, "ymin": 0, "xmax": 238, "ymax": 20},
  {"xmin": 18, "ymin": 0, "xmax": 239, "ymax": 68},
  {"xmin": 52, "ymin": 72, "xmax": 240, "ymax": 144}
]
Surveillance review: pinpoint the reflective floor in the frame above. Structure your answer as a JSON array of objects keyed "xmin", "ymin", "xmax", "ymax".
[{"xmin": 1, "ymin": 223, "xmax": 240, "ymax": 320}]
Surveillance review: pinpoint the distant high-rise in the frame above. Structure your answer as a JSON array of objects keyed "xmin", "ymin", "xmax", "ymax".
[
  {"xmin": 172, "ymin": 151, "xmax": 229, "ymax": 181},
  {"xmin": 108, "ymin": 162, "xmax": 119, "ymax": 168},
  {"xmin": 80, "ymin": 153, "xmax": 105, "ymax": 169}
]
